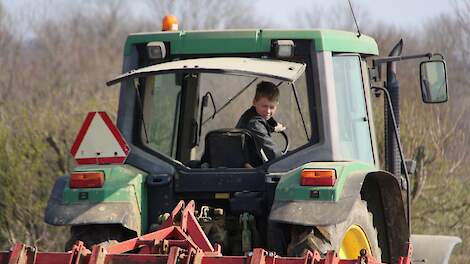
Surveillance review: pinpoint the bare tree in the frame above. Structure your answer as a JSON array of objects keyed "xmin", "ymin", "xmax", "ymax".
[
  {"xmin": 293, "ymin": 2, "xmax": 371, "ymax": 32},
  {"xmin": 147, "ymin": 0, "xmax": 266, "ymax": 30}
]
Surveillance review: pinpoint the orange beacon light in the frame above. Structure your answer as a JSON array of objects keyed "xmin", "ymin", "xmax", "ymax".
[{"xmin": 162, "ymin": 15, "xmax": 179, "ymax": 31}]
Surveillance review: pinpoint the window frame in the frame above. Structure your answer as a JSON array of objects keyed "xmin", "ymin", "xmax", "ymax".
[
  {"xmin": 134, "ymin": 69, "xmax": 318, "ymax": 169},
  {"xmin": 140, "ymin": 72, "xmax": 183, "ymax": 159},
  {"xmin": 128, "ymin": 40, "xmax": 321, "ymax": 172}
]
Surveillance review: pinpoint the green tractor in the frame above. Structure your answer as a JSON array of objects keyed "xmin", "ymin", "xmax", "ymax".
[{"xmin": 45, "ymin": 26, "xmax": 459, "ymax": 263}]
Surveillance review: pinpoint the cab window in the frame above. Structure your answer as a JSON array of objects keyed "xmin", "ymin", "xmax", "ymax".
[
  {"xmin": 140, "ymin": 70, "xmax": 315, "ymax": 167},
  {"xmin": 141, "ymin": 73, "xmax": 181, "ymax": 158},
  {"xmin": 332, "ymin": 55, "xmax": 374, "ymax": 164}
]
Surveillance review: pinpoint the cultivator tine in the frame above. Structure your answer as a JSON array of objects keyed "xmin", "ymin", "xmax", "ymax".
[
  {"xmin": 167, "ymin": 246, "xmax": 183, "ymax": 264},
  {"xmin": 265, "ymin": 251, "xmax": 276, "ymax": 264},
  {"xmin": 397, "ymin": 243, "xmax": 412, "ymax": 264},
  {"xmin": 88, "ymin": 245, "xmax": 107, "ymax": 264},
  {"xmin": 5, "ymin": 243, "xmax": 40, "ymax": 264},
  {"xmin": 250, "ymin": 248, "xmax": 267, "ymax": 264},
  {"xmin": 68, "ymin": 241, "xmax": 90, "ymax": 264},
  {"xmin": 303, "ymin": 250, "xmax": 321, "ymax": 264},
  {"xmin": 323, "ymin": 251, "xmax": 340, "ymax": 264},
  {"xmin": 7, "ymin": 243, "xmax": 28, "ymax": 264}
]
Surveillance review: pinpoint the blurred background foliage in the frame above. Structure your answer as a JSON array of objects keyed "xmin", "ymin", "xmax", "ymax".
[{"xmin": 0, "ymin": 0, "xmax": 469, "ymax": 262}]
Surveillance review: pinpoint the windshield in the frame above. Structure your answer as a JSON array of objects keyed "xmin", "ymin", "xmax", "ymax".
[{"xmin": 140, "ymin": 70, "xmax": 313, "ymax": 166}]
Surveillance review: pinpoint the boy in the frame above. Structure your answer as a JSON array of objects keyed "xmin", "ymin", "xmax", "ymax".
[{"xmin": 236, "ymin": 81, "xmax": 285, "ymax": 165}]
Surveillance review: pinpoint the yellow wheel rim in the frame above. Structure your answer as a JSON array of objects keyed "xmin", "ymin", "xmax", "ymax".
[{"xmin": 339, "ymin": 225, "xmax": 371, "ymax": 259}]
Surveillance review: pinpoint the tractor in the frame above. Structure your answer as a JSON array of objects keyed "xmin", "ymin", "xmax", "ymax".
[{"xmin": 43, "ymin": 19, "xmax": 459, "ymax": 263}]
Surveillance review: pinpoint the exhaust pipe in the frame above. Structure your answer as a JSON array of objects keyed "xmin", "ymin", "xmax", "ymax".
[{"xmin": 385, "ymin": 39, "xmax": 403, "ymax": 177}]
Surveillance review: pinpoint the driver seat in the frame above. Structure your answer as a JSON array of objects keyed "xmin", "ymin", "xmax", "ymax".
[{"xmin": 203, "ymin": 129, "xmax": 264, "ymax": 168}]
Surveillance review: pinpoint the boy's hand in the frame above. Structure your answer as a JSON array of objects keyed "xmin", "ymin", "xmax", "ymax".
[{"xmin": 274, "ymin": 123, "xmax": 286, "ymax": 132}]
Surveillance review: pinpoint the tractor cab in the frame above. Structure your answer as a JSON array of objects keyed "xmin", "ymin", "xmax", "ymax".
[
  {"xmin": 100, "ymin": 32, "xmax": 385, "ymax": 255},
  {"xmin": 108, "ymin": 57, "xmax": 310, "ymax": 170},
  {"xmin": 111, "ymin": 32, "xmax": 382, "ymax": 177}
]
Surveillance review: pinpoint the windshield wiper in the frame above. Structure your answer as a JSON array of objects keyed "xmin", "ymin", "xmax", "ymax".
[
  {"xmin": 197, "ymin": 91, "xmax": 216, "ymax": 145},
  {"xmin": 291, "ymin": 82, "xmax": 310, "ymax": 141},
  {"xmin": 134, "ymin": 80, "xmax": 150, "ymax": 144},
  {"xmin": 170, "ymin": 91, "xmax": 182, "ymax": 154},
  {"xmin": 201, "ymin": 77, "xmax": 258, "ymax": 126}
]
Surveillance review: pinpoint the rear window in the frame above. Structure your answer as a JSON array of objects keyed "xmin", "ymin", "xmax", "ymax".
[
  {"xmin": 140, "ymin": 71, "xmax": 314, "ymax": 164},
  {"xmin": 141, "ymin": 73, "xmax": 182, "ymax": 157}
]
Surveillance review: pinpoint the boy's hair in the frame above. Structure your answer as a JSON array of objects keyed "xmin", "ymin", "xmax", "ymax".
[{"xmin": 254, "ymin": 81, "xmax": 279, "ymax": 102}]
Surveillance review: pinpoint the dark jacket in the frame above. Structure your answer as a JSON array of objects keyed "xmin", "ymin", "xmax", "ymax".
[{"xmin": 236, "ymin": 106, "xmax": 282, "ymax": 161}]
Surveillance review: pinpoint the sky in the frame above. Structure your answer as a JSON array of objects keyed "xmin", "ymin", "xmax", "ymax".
[
  {"xmin": 255, "ymin": 0, "xmax": 456, "ymax": 28},
  {"xmin": 2, "ymin": 0, "xmax": 458, "ymax": 30}
]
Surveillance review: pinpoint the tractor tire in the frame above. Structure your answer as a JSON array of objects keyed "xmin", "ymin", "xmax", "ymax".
[
  {"xmin": 65, "ymin": 224, "xmax": 136, "ymax": 251},
  {"xmin": 287, "ymin": 200, "xmax": 381, "ymax": 261}
]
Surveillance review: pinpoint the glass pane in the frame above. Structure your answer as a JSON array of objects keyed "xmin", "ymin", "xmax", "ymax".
[
  {"xmin": 138, "ymin": 70, "xmax": 315, "ymax": 166},
  {"xmin": 142, "ymin": 73, "xmax": 182, "ymax": 157},
  {"xmin": 197, "ymin": 73, "xmax": 257, "ymax": 158},
  {"xmin": 275, "ymin": 73, "xmax": 311, "ymax": 148},
  {"xmin": 197, "ymin": 72, "xmax": 313, "ymax": 159},
  {"xmin": 332, "ymin": 56, "xmax": 373, "ymax": 164},
  {"xmin": 420, "ymin": 61, "xmax": 448, "ymax": 103}
]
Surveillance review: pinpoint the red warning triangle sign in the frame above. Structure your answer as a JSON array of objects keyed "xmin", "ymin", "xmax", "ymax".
[{"xmin": 70, "ymin": 111, "xmax": 130, "ymax": 165}]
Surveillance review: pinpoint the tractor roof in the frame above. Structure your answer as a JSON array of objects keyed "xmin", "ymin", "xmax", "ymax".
[{"xmin": 124, "ymin": 29, "xmax": 379, "ymax": 56}]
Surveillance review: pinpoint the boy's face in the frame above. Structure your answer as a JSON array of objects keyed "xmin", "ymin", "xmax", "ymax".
[{"xmin": 253, "ymin": 97, "xmax": 278, "ymax": 120}]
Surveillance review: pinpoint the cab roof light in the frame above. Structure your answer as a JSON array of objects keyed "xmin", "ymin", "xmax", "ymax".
[
  {"xmin": 301, "ymin": 169, "xmax": 336, "ymax": 186},
  {"xmin": 273, "ymin": 40, "xmax": 295, "ymax": 58},
  {"xmin": 162, "ymin": 15, "xmax": 179, "ymax": 31},
  {"xmin": 147, "ymin": 41, "xmax": 167, "ymax": 60},
  {"xmin": 70, "ymin": 171, "xmax": 105, "ymax": 189}
]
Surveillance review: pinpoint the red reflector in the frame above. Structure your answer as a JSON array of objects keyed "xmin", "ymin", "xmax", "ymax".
[
  {"xmin": 301, "ymin": 169, "xmax": 336, "ymax": 186},
  {"xmin": 70, "ymin": 171, "xmax": 105, "ymax": 189}
]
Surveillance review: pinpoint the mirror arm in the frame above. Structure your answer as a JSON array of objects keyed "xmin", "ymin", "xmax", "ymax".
[
  {"xmin": 371, "ymin": 53, "xmax": 437, "ymax": 82},
  {"xmin": 432, "ymin": 53, "xmax": 444, "ymax": 60},
  {"xmin": 373, "ymin": 53, "xmax": 434, "ymax": 65}
]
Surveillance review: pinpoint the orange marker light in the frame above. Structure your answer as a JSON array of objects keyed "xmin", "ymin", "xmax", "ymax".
[
  {"xmin": 300, "ymin": 169, "xmax": 336, "ymax": 186},
  {"xmin": 70, "ymin": 171, "xmax": 105, "ymax": 189},
  {"xmin": 162, "ymin": 15, "xmax": 179, "ymax": 31}
]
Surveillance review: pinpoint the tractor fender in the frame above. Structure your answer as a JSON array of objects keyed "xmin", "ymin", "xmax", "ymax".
[
  {"xmin": 269, "ymin": 170, "xmax": 405, "ymax": 226},
  {"xmin": 360, "ymin": 171, "xmax": 409, "ymax": 263},
  {"xmin": 269, "ymin": 169, "xmax": 409, "ymax": 262},
  {"xmin": 410, "ymin": 234, "xmax": 461, "ymax": 264},
  {"xmin": 44, "ymin": 175, "xmax": 142, "ymax": 235}
]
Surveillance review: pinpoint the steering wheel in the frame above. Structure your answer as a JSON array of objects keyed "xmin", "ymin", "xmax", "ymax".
[{"xmin": 279, "ymin": 131, "xmax": 289, "ymax": 154}]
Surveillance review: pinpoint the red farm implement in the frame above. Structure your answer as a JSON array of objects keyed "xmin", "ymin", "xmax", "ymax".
[{"xmin": 0, "ymin": 201, "xmax": 412, "ymax": 264}]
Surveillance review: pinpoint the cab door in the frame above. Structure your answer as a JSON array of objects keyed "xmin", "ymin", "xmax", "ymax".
[{"xmin": 332, "ymin": 55, "xmax": 374, "ymax": 164}]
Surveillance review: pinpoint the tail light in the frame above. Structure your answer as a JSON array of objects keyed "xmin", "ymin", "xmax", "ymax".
[
  {"xmin": 300, "ymin": 169, "xmax": 336, "ymax": 186},
  {"xmin": 70, "ymin": 171, "xmax": 105, "ymax": 189}
]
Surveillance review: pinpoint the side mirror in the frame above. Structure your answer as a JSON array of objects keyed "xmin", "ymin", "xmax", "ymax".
[{"xmin": 419, "ymin": 60, "xmax": 448, "ymax": 103}]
